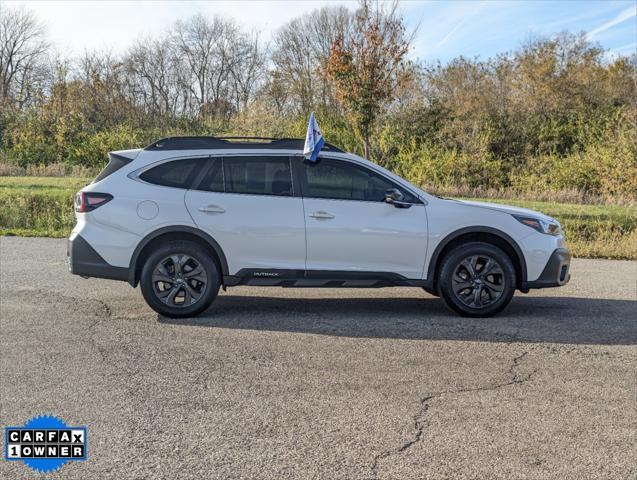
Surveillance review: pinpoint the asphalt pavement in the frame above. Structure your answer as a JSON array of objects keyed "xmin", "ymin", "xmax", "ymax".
[{"xmin": 0, "ymin": 237, "xmax": 635, "ymax": 479}]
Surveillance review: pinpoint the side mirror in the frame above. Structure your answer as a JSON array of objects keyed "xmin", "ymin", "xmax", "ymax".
[{"xmin": 384, "ymin": 188, "xmax": 411, "ymax": 208}]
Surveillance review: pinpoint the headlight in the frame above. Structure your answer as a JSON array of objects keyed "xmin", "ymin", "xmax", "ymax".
[{"xmin": 513, "ymin": 215, "xmax": 561, "ymax": 235}]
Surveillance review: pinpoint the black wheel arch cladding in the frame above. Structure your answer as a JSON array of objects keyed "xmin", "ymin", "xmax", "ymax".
[
  {"xmin": 427, "ymin": 226, "xmax": 527, "ymax": 291},
  {"xmin": 128, "ymin": 226, "xmax": 229, "ymax": 286}
]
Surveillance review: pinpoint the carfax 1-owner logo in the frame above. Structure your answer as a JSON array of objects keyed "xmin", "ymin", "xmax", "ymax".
[{"xmin": 4, "ymin": 415, "xmax": 87, "ymax": 474}]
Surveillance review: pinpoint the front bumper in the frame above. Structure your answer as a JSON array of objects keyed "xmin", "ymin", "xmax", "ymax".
[
  {"xmin": 68, "ymin": 233, "xmax": 128, "ymax": 282},
  {"xmin": 522, "ymin": 248, "xmax": 571, "ymax": 289}
]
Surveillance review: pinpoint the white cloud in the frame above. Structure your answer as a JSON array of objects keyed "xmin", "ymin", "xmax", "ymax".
[
  {"xmin": 4, "ymin": 0, "xmax": 636, "ymax": 63},
  {"xmin": 4, "ymin": 0, "xmax": 357, "ymax": 56},
  {"xmin": 435, "ymin": 20, "xmax": 466, "ymax": 49},
  {"xmin": 586, "ymin": 5, "xmax": 636, "ymax": 40},
  {"xmin": 413, "ymin": 1, "xmax": 488, "ymax": 59}
]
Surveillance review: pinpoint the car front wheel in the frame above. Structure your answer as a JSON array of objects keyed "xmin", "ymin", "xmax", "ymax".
[
  {"xmin": 438, "ymin": 242, "xmax": 516, "ymax": 317},
  {"xmin": 140, "ymin": 241, "xmax": 220, "ymax": 318}
]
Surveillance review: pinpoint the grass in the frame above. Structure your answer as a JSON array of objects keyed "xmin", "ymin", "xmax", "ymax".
[
  {"xmin": 0, "ymin": 176, "xmax": 92, "ymax": 190},
  {"xmin": 0, "ymin": 176, "xmax": 635, "ymax": 259},
  {"xmin": 467, "ymin": 198, "xmax": 637, "ymax": 260},
  {"xmin": 0, "ymin": 176, "xmax": 90, "ymax": 238}
]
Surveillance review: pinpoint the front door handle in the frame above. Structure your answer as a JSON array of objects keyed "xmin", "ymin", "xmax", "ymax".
[
  {"xmin": 198, "ymin": 205, "xmax": 225, "ymax": 214},
  {"xmin": 309, "ymin": 211, "xmax": 335, "ymax": 219}
]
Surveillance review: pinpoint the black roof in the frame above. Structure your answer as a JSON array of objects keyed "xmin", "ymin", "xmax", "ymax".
[{"xmin": 144, "ymin": 136, "xmax": 343, "ymax": 152}]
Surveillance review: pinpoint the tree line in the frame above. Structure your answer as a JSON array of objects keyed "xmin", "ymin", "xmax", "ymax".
[{"xmin": 1, "ymin": 2, "xmax": 635, "ymax": 200}]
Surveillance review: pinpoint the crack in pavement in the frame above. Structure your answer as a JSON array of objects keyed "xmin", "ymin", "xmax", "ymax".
[
  {"xmin": 369, "ymin": 351, "xmax": 537, "ymax": 479},
  {"xmin": 4, "ymin": 286, "xmax": 122, "ymax": 372},
  {"xmin": 9, "ymin": 287, "xmax": 119, "ymax": 364}
]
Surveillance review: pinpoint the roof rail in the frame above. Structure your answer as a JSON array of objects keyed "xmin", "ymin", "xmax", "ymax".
[{"xmin": 144, "ymin": 136, "xmax": 343, "ymax": 152}]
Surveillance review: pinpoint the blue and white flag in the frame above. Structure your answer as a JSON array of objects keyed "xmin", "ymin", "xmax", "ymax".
[{"xmin": 303, "ymin": 112, "xmax": 324, "ymax": 162}]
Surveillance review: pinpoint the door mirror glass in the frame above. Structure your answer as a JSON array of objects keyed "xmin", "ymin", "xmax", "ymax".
[
  {"xmin": 385, "ymin": 188, "xmax": 403, "ymax": 202},
  {"xmin": 385, "ymin": 188, "xmax": 411, "ymax": 208}
]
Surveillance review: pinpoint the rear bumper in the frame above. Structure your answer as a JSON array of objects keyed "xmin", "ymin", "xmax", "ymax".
[
  {"xmin": 522, "ymin": 248, "xmax": 571, "ymax": 289},
  {"xmin": 68, "ymin": 233, "xmax": 129, "ymax": 282}
]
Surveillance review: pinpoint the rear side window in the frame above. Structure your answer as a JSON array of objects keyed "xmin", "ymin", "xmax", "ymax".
[
  {"xmin": 223, "ymin": 156, "xmax": 292, "ymax": 196},
  {"xmin": 303, "ymin": 159, "xmax": 418, "ymax": 202},
  {"xmin": 93, "ymin": 153, "xmax": 132, "ymax": 183},
  {"xmin": 195, "ymin": 158, "xmax": 224, "ymax": 192},
  {"xmin": 140, "ymin": 158, "xmax": 202, "ymax": 189}
]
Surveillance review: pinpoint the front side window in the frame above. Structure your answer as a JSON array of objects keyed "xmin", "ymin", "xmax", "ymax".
[
  {"xmin": 223, "ymin": 156, "xmax": 292, "ymax": 196},
  {"xmin": 302, "ymin": 159, "xmax": 418, "ymax": 203},
  {"xmin": 139, "ymin": 158, "xmax": 203, "ymax": 189}
]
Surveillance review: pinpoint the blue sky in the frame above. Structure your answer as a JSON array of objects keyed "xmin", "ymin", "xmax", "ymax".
[
  {"xmin": 6, "ymin": 0, "xmax": 637, "ymax": 62},
  {"xmin": 402, "ymin": 0, "xmax": 637, "ymax": 62}
]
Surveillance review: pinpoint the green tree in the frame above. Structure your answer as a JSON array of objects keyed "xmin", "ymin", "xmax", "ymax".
[{"xmin": 325, "ymin": 0, "xmax": 412, "ymax": 161}]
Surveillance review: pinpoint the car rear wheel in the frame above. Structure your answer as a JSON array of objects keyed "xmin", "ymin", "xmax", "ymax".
[
  {"xmin": 140, "ymin": 241, "xmax": 220, "ymax": 318},
  {"xmin": 438, "ymin": 242, "xmax": 515, "ymax": 317}
]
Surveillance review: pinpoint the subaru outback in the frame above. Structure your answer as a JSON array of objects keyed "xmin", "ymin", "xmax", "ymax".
[{"xmin": 68, "ymin": 136, "xmax": 571, "ymax": 318}]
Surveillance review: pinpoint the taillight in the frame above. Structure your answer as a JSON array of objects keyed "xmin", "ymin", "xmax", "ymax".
[{"xmin": 75, "ymin": 192, "xmax": 113, "ymax": 212}]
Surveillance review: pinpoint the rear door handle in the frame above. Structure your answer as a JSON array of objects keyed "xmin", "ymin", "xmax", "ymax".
[
  {"xmin": 198, "ymin": 205, "xmax": 225, "ymax": 214},
  {"xmin": 309, "ymin": 211, "xmax": 335, "ymax": 219}
]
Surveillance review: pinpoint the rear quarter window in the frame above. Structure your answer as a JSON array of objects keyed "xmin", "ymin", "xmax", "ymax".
[
  {"xmin": 139, "ymin": 158, "xmax": 204, "ymax": 189},
  {"xmin": 93, "ymin": 154, "xmax": 132, "ymax": 183}
]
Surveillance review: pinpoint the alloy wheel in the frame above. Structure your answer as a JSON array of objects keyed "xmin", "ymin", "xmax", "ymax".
[
  {"xmin": 151, "ymin": 254, "xmax": 208, "ymax": 307},
  {"xmin": 451, "ymin": 254, "xmax": 505, "ymax": 309}
]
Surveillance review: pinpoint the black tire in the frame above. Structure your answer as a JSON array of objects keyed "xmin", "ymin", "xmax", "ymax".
[
  {"xmin": 438, "ymin": 242, "xmax": 515, "ymax": 317},
  {"xmin": 140, "ymin": 241, "xmax": 220, "ymax": 318}
]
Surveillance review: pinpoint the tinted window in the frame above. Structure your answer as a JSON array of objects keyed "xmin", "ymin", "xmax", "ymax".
[
  {"xmin": 140, "ymin": 158, "xmax": 202, "ymax": 189},
  {"xmin": 93, "ymin": 153, "xmax": 132, "ymax": 183},
  {"xmin": 303, "ymin": 159, "xmax": 417, "ymax": 202},
  {"xmin": 224, "ymin": 156, "xmax": 292, "ymax": 196},
  {"xmin": 196, "ymin": 158, "xmax": 224, "ymax": 192}
]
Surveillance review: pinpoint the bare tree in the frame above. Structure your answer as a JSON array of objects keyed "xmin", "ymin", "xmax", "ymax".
[
  {"xmin": 169, "ymin": 14, "xmax": 267, "ymax": 123},
  {"xmin": 0, "ymin": 5, "xmax": 49, "ymax": 107},
  {"xmin": 173, "ymin": 14, "xmax": 218, "ymax": 112},
  {"xmin": 271, "ymin": 6, "xmax": 351, "ymax": 113},
  {"xmin": 125, "ymin": 37, "xmax": 183, "ymax": 117},
  {"xmin": 74, "ymin": 50, "xmax": 134, "ymax": 127},
  {"xmin": 229, "ymin": 32, "xmax": 267, "ymax": 112}
]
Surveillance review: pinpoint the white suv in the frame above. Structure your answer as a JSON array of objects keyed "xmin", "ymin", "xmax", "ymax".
[{"xmin": 68, "ymin": 136, "xmax": 571, "ymax": 318}]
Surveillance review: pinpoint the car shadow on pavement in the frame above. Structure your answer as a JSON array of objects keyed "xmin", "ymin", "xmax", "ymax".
[{"xmin": 158, "ymin": 294, "xmax": 637, "ymax": 345}]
